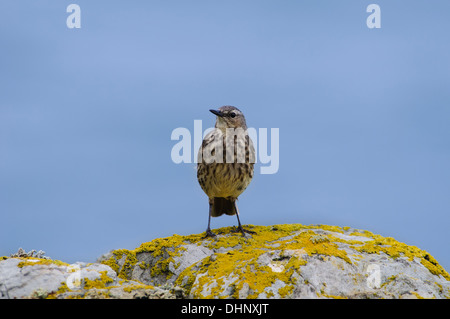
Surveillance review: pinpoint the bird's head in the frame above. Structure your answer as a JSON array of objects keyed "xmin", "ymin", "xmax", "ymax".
[{"xmin": 209, "ymin": 106, "xmax": 248, "ymax": 130}]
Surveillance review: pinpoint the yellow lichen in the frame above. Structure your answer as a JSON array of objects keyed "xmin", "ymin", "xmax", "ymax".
[
  {"xmin": 278, "ymin": 284, "xmax": 294, "ymax": 298},
  {"xmin": 319, "ymin": 293, "xmax": 348, "ymax": 299},
  {"xmin": 410, "ymin": 291, "xmax": 426, "ymax": 299},
  {"xmin": 102, "ymin": 233, "xmax": 195, "ymax": 281},
  {"xmin": 16, "ymin": 257, "xmax": 68, "ymax": 268},
  {"xmin": 56, "ymin": 282, "xmax": 71, "ymax": 294},
  {"xmin": 122, "ymin": 283, "xmax": 154, "ymax": 293},
  {"xmin": 83, "ymin": 271, "xmax": 114, "ymax": 290}
]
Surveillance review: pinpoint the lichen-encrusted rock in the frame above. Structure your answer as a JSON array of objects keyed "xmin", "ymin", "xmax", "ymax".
[
  {"xmin": 101, "ymin": 224, "xmax": 450, "ymax": 299},
  {"xmin": 2, "ymin": 224, "xmax": 449, "ymax": 299},
  {"xmin": 0, "ymin": 257, "xmax": 182, "ymax": 299}
]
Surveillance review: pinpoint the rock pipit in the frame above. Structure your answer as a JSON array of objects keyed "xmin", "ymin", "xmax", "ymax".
[{"xmin": 197, "ymin": 106, "xmax": 255, "ymax": 237}]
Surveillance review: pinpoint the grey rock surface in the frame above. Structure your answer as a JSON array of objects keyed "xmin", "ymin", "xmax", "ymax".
[{"xmin": 0, "ymin": 258, "xmax": 67, "ymax": 299}]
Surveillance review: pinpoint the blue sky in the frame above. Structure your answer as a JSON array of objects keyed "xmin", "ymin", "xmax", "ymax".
[{"xmin": 1, "ymin": 1, "xmax": 449, "ymax": 273}]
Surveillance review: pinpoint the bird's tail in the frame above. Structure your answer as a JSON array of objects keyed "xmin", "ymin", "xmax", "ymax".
[{"xmin": 211, "ymin": 197, "xmax": 237, "ymax": 217}]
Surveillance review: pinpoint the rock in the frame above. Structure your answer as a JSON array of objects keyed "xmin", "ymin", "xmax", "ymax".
[
  {"xmin": 0, "ymin": 258, "xmax": 68, "ymax": 298},
  {"xmin": 101, "ymin": 224, "xmax": 450, "ymax": 299},
  {"xmin": 1, "ymin": 224, "xmax": 449, "ymax": 299},
  {"xmin": 9, "ymin": 248, "xmax": 50, "ymax": 260},
  {"xmin": 0, "ymin": 256, "xmax": 182, "ymax": 299}
]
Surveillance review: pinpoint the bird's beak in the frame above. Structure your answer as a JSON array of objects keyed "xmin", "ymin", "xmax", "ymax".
[{"xmin": 209, "ymin": 109, "xmax": 224, "ymax": 117}]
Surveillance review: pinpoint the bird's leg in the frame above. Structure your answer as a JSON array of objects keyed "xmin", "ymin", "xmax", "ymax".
[
  {"xmin": 204, "ymin": 199, "xmax": 216, "ymax": 238},
  {"xmin": 232, "ymin": 201, "xmax": 256, "ymax": 236}
]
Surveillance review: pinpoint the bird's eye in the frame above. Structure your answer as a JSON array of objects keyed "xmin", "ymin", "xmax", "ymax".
[{"xmin": 230, "ymin": 112, "xmax": 236, "ymax": 118}]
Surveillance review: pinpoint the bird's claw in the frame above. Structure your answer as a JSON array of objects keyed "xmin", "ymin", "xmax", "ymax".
[
  {"xmin": 203, "ymin": 229, "xmax": 217, "ymax": 238},
  {"xmin": 231, "ymin": 226, "xmax": 256, "ymax": 237}
]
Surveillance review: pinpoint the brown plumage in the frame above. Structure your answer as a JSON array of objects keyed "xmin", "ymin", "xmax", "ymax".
[{"xmin": 197, "ymin": 106, "xmax": 255, "ymax": 237}]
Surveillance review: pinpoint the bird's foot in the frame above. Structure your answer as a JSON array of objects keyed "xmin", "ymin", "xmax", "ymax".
[
  {"xmin": 203, "ymin": 229, "xmax": 216, "ymax": 238},
  {"xmin": 232, "ymin": 225, "xmax": 256, "ymax": 237}
]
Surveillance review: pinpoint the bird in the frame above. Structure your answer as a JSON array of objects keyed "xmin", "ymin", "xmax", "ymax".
[{"xmin": 197, "ymin": 105, "xmax": 256, "ymax": 237}]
